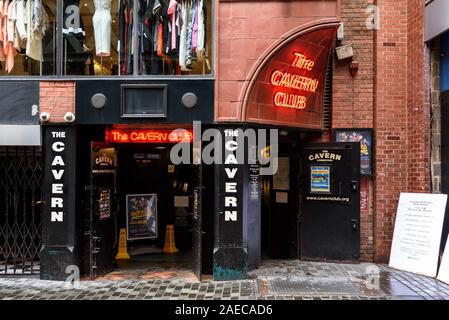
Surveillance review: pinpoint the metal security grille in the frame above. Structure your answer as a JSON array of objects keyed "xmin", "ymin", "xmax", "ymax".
[{"xmin": 0, "ymin": 147, "xmax": 42, "ymax": 275}]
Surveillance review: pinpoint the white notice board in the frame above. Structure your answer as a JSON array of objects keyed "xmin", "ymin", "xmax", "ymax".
[
  {"xmin": 438, "ymin": 241, "xmax": 449, "ymax": 284},
  {"xmin": 389, "ymin": 193, "xmax": 447, "ymax": 277}
]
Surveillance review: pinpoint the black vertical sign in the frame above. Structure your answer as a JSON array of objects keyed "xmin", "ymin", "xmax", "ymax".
[
  {"xmin": 246, "ymin": 163, "xmax": 261, "ymax": 269},
  {"xmin": 214, "ymin": 127, "xmax": 247, "ymax": 280},
  {"xmin": 41, "ymin": 126, "xmax": 77, "ymax": 280}
]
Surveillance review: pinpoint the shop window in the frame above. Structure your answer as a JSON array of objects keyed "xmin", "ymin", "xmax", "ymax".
[
  {"xmin": 135, "ymin": 0, "xmax": 212, "ymax": 76},
  {"xmin": 0, "ymin": 0, "xmax": 56, "ymax": 76},
  {"xmin": 0, "ymin": 0, "xmax": 212, "ymax": 77},
  {"xmin": 62, "ymin": 0, "xmax": 119, "ymax": 75},
  {"xmin": 62, "ymin": 0, "xmax": 212, "ymax": 76}
]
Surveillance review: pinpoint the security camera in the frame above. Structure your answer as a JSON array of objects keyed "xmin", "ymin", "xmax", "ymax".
[
  {"xmin": 64, "ymin": 112, "xmax": 75, "ymax": 123},
  {"xmin": 39, "ymin": 112, "xmax": 50, "ymax": 122}
]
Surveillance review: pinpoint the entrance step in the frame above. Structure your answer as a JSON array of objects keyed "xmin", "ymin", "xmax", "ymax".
[{"xmin": 129, "ymin": 245, "xmax": 163, "ymax": 256}]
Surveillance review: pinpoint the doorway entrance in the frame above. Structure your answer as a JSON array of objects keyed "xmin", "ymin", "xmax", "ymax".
[
  {"xmin": 83, "ymin": 126, "xmax": 207, "ymax": 280},
  {"xmin": 261, "ymin": 137, "xmax": 300, "ymax": 261},
  {"xmin": 260, "ymin": 138, "xmax": 361, "ymax": 263},
  {"xmin": 117, "ymin": 143, "xmax": 195, "ymax": 269}
]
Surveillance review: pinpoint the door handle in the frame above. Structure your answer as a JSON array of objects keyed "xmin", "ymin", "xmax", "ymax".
[
  {"xmin": 351, "ymin": 181, "xmax": 359, "ymax": 192},
  {"xmin": 351, "ymin": 219, "xmax": 358, "ymax": 231},
  {"xmin": 32, "ymin": 200, "xmax": 45, "ymax": 206}
]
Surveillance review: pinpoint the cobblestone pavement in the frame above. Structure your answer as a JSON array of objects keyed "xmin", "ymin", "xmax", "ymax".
[{"xmin": 1, "ymin": 260, "xmax": 449, "ymax": 300}]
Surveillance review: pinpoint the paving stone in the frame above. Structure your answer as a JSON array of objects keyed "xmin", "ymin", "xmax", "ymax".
[{"xmin": 1, "ymin": 261, "xmax": 449, "ymax": 300}]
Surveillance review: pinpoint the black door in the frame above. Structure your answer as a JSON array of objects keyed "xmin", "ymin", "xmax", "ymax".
[
  {"xmin": 192, "ymin": 141, "xmax": 203, "ymax": 279},
  {"xmin": 87, "ymin": 142, "xmax": 117, "ymax": 278},
  {"xmin": 300, "ymin": 142, "xmax": 360, "ymax": 261}
]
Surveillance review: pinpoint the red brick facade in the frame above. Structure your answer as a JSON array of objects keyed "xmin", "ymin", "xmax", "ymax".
[
  {"xmin": 332, "ymin": 0, "xmax": 376, "ymax": 261},
  {"xmin": 216, "ymin": 0, "xmax": 430, "ymax": 263},
  {"xmin": 373, "ymin": 0, "xmax": 430, "ymax": 262},
  {"xmin": 39, "ymin": 82, "xmax": 76, "ymax": 124}
]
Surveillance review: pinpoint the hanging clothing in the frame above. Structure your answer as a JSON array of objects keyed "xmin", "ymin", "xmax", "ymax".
[
  {"xmin": 117, "ymin": 0, "xmax": 207, "ymax": 75},
  {"xmin": 0, "ymin": 0, "xmax": 6, "ymax": 62},
  {"xmin": 15, "ymin": 0, "xmax": 26, "ymax": 43},
  {"xmin": 118, "ymin": 0, "xmax": 134, "ymax": 74},
  {"xmin": 125, "ymin": 0, "xmax": 133, "ymax": 73},
  {"xmin": 191, "ymin": 0, "xmax": 198, "ymax": 52},
  {"xmin": 118, "ymin": 0, "xmax": 125, "ymax": 72},
  {"xmin": 178, "ymin": 0, "xmax": 188, "ymax": 71},
  {"xmin": 196, "ymin": 0, "xmax": 205, "ymax": 61},
  {"xmin": 26, "ymin": 0, "xmax": 48, "ymax": 62},
  {"xmin": 4, "ymin": 0, "xmax": 17, "ymax": 72},
  {"xmin": 93, "ymin": 0, "xmax": 112, "ymax": 56},
  {"xmin": 167, "ymin": 0, "xmax": 176, "ymax": 50},
  {"xmin": 141, "ymin": 0, "xmax": 156, "ymax": 62},
  {"xmin": 183, "ymin": 0, "xmax": 196, "ymax": 70}
]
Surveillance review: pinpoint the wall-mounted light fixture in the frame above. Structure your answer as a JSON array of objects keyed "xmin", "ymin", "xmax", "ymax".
[{"xmin": 349, "ymin": 61, "xmax": 359, "ymax": 76}]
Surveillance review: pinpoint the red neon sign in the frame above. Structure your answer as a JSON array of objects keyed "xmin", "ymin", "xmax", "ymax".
[
  {"xmin": 245, "ymin": 26, "xmax": 337, "ymax": 129},
  {"xmin": 270, "ymin": 52, "xmax": 320, "ymax": 110},
  {"xmin": 107, "ymin": 129, "xmax": 193, "ymax": 143}
]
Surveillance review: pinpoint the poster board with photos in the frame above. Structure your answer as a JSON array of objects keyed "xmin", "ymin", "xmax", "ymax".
[{"xmin": 335, "ymin": 129, "xmax": 373, "ymax": 176}]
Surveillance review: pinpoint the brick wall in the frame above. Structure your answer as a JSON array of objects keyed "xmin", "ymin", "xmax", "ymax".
[
  {"xmin": 333, "ymin": 0, "xmax": 429, "ymax": 263},
  {"xmin": 332, "ymin": 0, "xmax": 375, "ymax": 261},
  {"xmin": 407, "ymin": 0, "xmax": 431, "ymax": 195},
  {"xmin": 372, "ymin": 0, "xmax": 430, "ymax": 262},
  {"xmin": 373, "ymin": 0, "xmax": 409, "ymax": 262},
  {"xmin": 39, "ymin": 82, "xmax": 76, "ymax": 123}
]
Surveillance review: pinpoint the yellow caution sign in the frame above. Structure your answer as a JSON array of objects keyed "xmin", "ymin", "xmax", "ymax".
[
  {"xmin": 115, "ymin": 228, "xmax": 130, "ymax": 260},
  {"xmin": 163, "ymin": 224, "xmax": 179, "ymax": 254}
]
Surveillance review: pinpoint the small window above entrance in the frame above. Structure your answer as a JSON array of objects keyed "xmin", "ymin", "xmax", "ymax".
[{"xmin": 121, "ymin": 84, "xmax": 167, "ymax": 118}]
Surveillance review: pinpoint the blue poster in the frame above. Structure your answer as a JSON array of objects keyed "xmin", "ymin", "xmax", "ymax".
[
  {"xmin": 126, "ymin": 194, "xmax": 157, "ymax": 240},
  {"xmin": 311, "ymin": 166, "xmax": 331, "ymax": 193}
]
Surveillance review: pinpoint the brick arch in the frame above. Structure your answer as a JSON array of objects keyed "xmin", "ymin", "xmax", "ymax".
[{"xmin": 239, "ymin": 19, "xmax": 340, "ymax": 127}]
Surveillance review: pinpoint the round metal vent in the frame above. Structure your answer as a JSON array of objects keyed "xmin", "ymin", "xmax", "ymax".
[
  {"xmin": 91, "ymin": 93, "xmax": 107, "ymax": 109},
  {"xmin": 181, "ymin": 92, "xmax": 197, "ymax": 109}
]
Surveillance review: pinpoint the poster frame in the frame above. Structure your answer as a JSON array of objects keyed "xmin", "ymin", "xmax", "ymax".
[
  {"xmin": 125, "ymin": 193, "xmax": 158, "ymax": 241},
  {"xmin": 310, "ymin": 165, "xmax": 331, "ymax": 194},
  {"xmin": 334, "ymin": 128, "xmax": 374, "ymax": 176}
]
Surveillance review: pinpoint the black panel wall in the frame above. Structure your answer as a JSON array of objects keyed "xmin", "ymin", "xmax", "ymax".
[
  {"xmin": 76, "ymin": 80, "xmax": 214, "ymax": 125},
  {"xmin": 0, "ymin": 82, "xmax": 39, "ymax": 124}
]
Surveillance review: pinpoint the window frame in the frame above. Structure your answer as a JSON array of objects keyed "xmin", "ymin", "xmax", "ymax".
[
  {"xmin": 120, "ymin": 83, "xmax": 168, "ymax": 118},
  {"xmin": 0, "ymin": 0, "xmax": 215, "ymax": 80}
]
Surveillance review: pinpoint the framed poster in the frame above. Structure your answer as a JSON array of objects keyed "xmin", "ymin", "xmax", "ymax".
[
  {"xmin": 126, "ymin": 194, "xmax": 158, "ymax": 240},
  {"xmin": 334, "ymin": 129, "xmax": 373, "ymax": 176},
  {"xmin": 310, "ymin": 166, "xmax": 331, "ymax": 193}
]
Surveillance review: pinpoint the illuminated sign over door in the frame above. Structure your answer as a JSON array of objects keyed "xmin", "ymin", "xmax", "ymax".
[
  {"xmin": 106, "ymin": 129, "xmax": 193, "ymax": 143},
  {"xmin": 245, "ymin": 27, "xmax": 337, "ymax": 129}
]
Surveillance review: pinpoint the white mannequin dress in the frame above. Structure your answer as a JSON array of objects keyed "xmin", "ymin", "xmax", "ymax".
[{"xmin": 93, "ymin": 0, "xmax": 112, "ymax": 56}]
